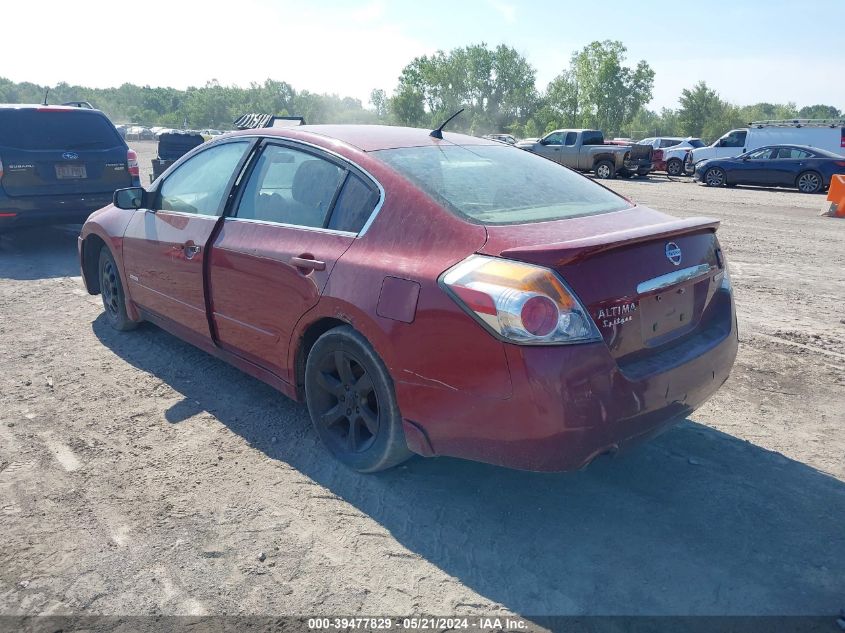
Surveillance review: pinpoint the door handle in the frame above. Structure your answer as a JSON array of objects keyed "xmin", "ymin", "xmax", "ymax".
[
  {"xmin": 184, "ymin": 243, "xmax": 201, "ymax": 259},
  {"xmin": 291, "ymin": 256, "xmax": 326, "ymax": 272}
]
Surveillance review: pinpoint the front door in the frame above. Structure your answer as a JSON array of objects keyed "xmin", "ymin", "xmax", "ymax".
[
  {"xmin": 736, "ymin": 147, "xmax": 776, "ymax": 185},
  {"xmin": 208, "ymin": 141, "xmax": 380, "ymax": 380},
  {"xmin": 122, "ymin": 140, "xmax": 253, "ymax": 341},
  {"xmin": 535, "ymin": 132, "xmax": 565, "ymax": 163}
]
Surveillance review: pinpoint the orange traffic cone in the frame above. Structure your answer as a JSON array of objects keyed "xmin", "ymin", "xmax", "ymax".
[{"xmin": 822, "ymin": 174, "xmax": 845, "ymax": 218}]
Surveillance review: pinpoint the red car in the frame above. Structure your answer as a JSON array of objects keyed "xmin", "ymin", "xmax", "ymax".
[{"xmin": 79, "ymin": 125, "xmax": 737, "ymax": 473}]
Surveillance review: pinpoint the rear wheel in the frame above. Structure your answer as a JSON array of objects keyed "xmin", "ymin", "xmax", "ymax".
[
  {"xmin": 666, "ymin": 158, "xmax": 684, "ymax": 176},
  {"xmin": 796, "ymin": 170, "xmax": 823, "ymax": 194},
  {"xmin": 99, "ymin": 247, "xmax": 137, "ymax": 331},
  {"xmin": 594, "ymin": 160, "xmax": 615, "ymax": 179},
  {"xmin": 305, "ymin": 326, "xmax": 412, "ymax": 473},
  {"xmin": 704, "ymin": 166, "xmax": 727, "ymax": 187}
]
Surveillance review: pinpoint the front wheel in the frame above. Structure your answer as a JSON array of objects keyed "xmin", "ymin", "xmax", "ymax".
[
  {"xmin": 594, "ymin": 160, "xmax": 616, "ymax": 179},
  {"xmin": 666, "ymin": 158, "xmax": 684, "ymax": 176},
  {"xmin": 305, "ymin": 326, "xmax": 412, "ymax": 473},
  {"xmin": 704, "ymin": 167, "xmax": 727, "ymax": 187},
  {"xmin": 99, "ymin": 247, "xmax": 137, "ymax": 331},
  {"xmin": 796, "ymin": 170, "xmax": 823, "ymax": 194}
]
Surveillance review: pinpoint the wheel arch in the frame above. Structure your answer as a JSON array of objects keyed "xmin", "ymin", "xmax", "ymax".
[
  {"xmin": 293, "ymin": 316, "xmax": 354, "ymax": 400},
  {"xmin": 81, "ymin": 233, "xmax": 108, "ymax": 294}
]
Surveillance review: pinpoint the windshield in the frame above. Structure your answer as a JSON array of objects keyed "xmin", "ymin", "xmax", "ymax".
[
  {"xmin": 376, "ymin": 144, "xmax": 631, "ymax": 225},
  {"xmin": 0, "ymin": 110, "xmax": 123, "ymax": 150}
]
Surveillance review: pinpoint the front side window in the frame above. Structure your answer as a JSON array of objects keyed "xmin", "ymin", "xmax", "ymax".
[
  {"xmin": 378, "ymin": 144, "xmax": 630, "ymax": 225},
  {"xmin": 721, "ymin": 131, "xmax": 747, "ymax": 148},
  {"xmin": 746, "ymin": 148, "xmax": 774, "ymax": 160},
  {"xmin": 543, "ymin": 132, "xmax": 565, "ymax": 145},
  {"xmin": 158, "ymin": 142, "xmax": 250, "ymax": 215},
  {"xmin": 235, "ymin": 144, "xmax": 345, "ymax": 228}
]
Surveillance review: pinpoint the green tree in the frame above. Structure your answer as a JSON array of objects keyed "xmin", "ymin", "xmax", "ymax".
[
  {"xmin": 389, "ymin": 43, "xmax": 538, "ymax": 133},
  {"xmin": 797, "ymin": 104, "xmax": 842, "ymax": 119},
  {"xmin": 678, "ymin": 81, "xmax": 725, "ymax": 137}
]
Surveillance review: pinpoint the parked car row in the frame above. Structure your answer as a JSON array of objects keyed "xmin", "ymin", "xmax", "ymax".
[{"xmin": 117, "ymin": 125, "xmax": 225, "ymax": 142}]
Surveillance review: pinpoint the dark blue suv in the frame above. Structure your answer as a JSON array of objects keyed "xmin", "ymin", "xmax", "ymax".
[{"xmin": 0, "ymin": 104, "xmax": 140, "ymax": 231}]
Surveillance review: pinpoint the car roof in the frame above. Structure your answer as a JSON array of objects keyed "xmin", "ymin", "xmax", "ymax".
[
  {"xmin": 0, "ymin": 103, "xmax": 106, "ymax": 114},
  {"xmin": 226, "ymin": 124, "xmax": 500, "ymax": 152}
]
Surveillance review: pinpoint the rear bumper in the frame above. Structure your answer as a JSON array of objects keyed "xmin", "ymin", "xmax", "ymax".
[
  {"xmin": 0, "ymin": 190, "xmax": 114, "ymax": 229},
  {"xmin": 401, "ymin": 290, "xmax": 738, "ymax": 471},
  {"xmin": 624, "ymin": 159, "xmax": 654, "ymax": 174}
]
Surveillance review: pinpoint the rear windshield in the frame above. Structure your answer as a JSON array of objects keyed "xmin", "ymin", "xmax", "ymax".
[
  {"xmin": 377, "ymin": 144, "xmax": 631, "ymax": 225},
  {"xmin": 687, "ymin": 139, "xmax": 705, "ymax": 148},
  {"xmin": 0, "ymin": 110, "xmax": 123, "ymax": 150}
]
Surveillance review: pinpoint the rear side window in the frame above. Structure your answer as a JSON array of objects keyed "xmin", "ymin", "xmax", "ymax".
[
  {"xmin": 235, "ymin": 144, "xmax": 346, "ymax": 228},
  {"xmin": 328, "ymin": 173, "xmax": 379, "ymax": 232},
  {"xmin": 0, "ymin": 110, "xmax": 122, "ymax": 150},
  {"xmin": 659, "ymin": 139, "xmax": 681, "ymax": 148},
  {"xmin": 581, "ymin": 131, "xmax": 604, "ymax": 145},
  {"xmin": 564, "ymin": 132, "xmax": 578, "ymax": 146}
]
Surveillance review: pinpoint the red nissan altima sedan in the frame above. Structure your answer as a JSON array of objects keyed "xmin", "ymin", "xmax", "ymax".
[{"xmin": 79, "ymin": 125, "xmax": 737, "ymax": 472}]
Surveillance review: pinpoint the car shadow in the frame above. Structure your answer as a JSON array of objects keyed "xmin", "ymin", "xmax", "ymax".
[
  {"xmin": 92, "ymin": 315, "xmax": 845, "ymax": 617},
  {"xmin": 0, "ymin": 224, "xmax": 82, "ymax": 280}
]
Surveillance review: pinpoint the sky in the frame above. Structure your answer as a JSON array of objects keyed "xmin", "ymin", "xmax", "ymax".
[{"xmin": 3, "ymin": 0, "xmax": 843, "ymax": 112}]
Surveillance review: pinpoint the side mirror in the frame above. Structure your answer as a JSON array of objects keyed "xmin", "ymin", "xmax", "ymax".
[
  {"xmin": 742, "ymin": 156, "xmax": 750, "ymax": 161},
  {"xmin": 538, "ymin": 137, "xmax": 548, "ymax": 145},
  {"xmin": 114, "ymin": 187, "xmax": 145, "ymax": 210}
]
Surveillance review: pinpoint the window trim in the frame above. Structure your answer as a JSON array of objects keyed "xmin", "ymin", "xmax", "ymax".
[{"xmin": 224, "ymin": 137, "xmax": 385, "ymax": 237}]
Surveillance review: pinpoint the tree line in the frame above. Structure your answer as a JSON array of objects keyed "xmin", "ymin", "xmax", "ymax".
[{"xmin": 1, "ymin": 40, "xmax": 840, "ymax": 142}]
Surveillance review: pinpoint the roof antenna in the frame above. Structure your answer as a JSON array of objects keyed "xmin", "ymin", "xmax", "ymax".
[
  {"xmin": 430, "ymin": 108, "xmax": 464, "ymax": 139},
  {"xmin": 43, "ymin": 88, "xmax": 49, "ymax": 106}
]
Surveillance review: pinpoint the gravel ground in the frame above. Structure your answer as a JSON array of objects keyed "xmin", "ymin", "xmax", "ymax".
[{"xmin": 0, "ymin": 141, "xmax": 843, "ymax": 620}]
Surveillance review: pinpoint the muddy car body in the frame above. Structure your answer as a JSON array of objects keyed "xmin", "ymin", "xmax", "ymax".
[{"xmin": 79, "ymin": 125, "xmax": 737, "ymax": 472}]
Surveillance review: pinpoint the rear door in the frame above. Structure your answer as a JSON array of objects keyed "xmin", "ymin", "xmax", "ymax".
[
  {"xmin": 208, "ymin": 141, "xmax": 374, "ymax": 378},
  {"xmin": 122, "ymin": 140, "xmax": 254, "ymax": 341},
  {"xmin": 0, "ymin": 108, "xmax": 131, "ymax": 196},
  {"xmin": 769, "ymin": 147, "xmax": 814, "ymax": 185}
]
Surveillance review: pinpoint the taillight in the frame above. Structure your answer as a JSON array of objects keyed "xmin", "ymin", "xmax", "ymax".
[
  {"xmin": 127, "ymin": 149, "xmax": 139, "ymax": 178},
  {"xmin": 653, "ymin": 149, "xmax": 664, "ymax": 161},
  {"xmin": 835, "ymin": 161, "xmax": 845, "ymax": 167},
  {"xmin": 0, "ymin": 155, "xmax": 4, "ymax": 180},
  {"xmin": 440, "ymin": 255, "xmax": 601, "ymax": 345}
]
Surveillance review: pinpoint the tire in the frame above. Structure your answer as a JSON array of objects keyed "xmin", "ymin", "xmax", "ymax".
[
  {"xmin": 704, "ymin": 166, "xmax": 727, "ymax": 187},
  {"xmin": 796, "ymin": 170, "xmax": 823, "ymax": 194},
  {"xmin": 305, "ymin": 325, "xmax": 412, "ymax": 473},
  {"xmin": 666, "ymin": 159, "xmax": 684, "ymax": 177},
  {"xmin": 594, "ymin": 160, "xmax": 615, "ymax": 179},
  {"xmin": 98, "ymin": 246, "xmax": 137, "ymax": 331}
]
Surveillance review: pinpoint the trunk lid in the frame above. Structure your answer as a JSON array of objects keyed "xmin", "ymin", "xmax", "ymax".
[
  {"xmin": 480, "ymin": 206, "xmax": 724, "ymax": 362},
  {"xmin": 0, "ymin": 108, "xmax": 132, "ymax": 196}
]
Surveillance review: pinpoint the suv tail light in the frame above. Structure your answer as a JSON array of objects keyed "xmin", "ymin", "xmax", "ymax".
[
  {"xmin": 127, "ymin": 149, "xmax": 139, "ymax": 178},
  {"xmin": 653, "ymin": 149, "xmax": 664, "ymax": 162},
  {"xmin": 440, "ymin": 255, "xmax": 601, "ymax": 345}
]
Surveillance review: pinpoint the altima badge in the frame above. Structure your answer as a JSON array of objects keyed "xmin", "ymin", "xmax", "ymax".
[{"xmin": 665, "ymin": 242, "xmax": 682, "ymax": 266}]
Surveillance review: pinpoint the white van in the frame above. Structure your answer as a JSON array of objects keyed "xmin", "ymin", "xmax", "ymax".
[{"xmin": 685, "ymin": 119, "xmax": 845, "ymax": 172}]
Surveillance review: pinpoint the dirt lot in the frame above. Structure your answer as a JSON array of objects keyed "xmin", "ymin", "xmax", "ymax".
[{"xmin": 1, "ymin": 143, "xmax": 843, "ymax": 620}]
